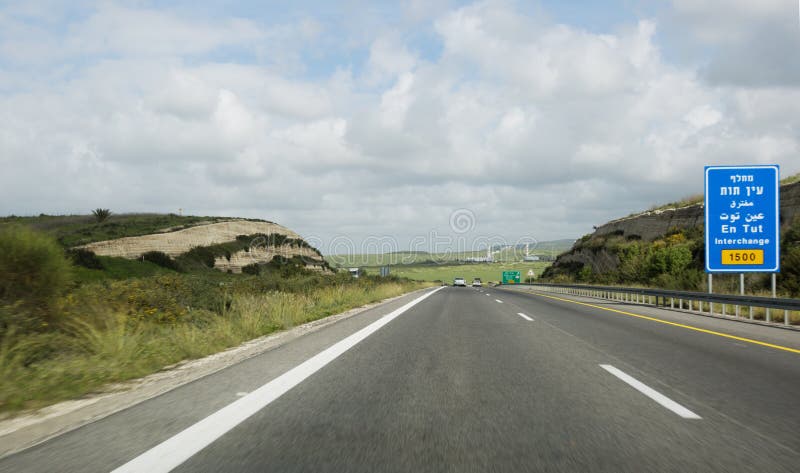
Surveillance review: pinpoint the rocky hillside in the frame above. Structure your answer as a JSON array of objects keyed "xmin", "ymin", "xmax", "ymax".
[
  {"xmin": 590, "ymin": 180, "xmax": 800, "ymax": 242},
  {"xmin": 543, "ymin": 180, "xmax": 800, "ymax": 294},
  {"xmin": 79, "ymin": 220, "xmax": 300, "ymax": 257},
  {"xmin": 77, "ymin": 219, "xmax": 327, "ymax": 274}
]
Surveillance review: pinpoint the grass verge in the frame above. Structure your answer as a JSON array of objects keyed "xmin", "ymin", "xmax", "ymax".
[{"xmin": 0, "ymin": 278, "xmax": 429, "ymax": 414}]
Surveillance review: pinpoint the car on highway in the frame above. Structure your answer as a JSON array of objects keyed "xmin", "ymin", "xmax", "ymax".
[
  {"xmin": 472, "ymin": 278, "xmax": 482, "ymax": 287},
  {"xmin": 453, "ymin": 277, "xmax": 466, "ymax": 287}
]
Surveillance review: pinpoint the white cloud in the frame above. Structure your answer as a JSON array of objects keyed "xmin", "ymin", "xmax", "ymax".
[
  {"xmin": 574, "ymin": 143, "xmax": 623, "ymax": 166},
  {"xmin": 1, "ymin": 1, "xmax": 800, "ymax": 250},
  {"xmin": 435, "ymin": 7, "xmax": 662, "ymax": 99},
  {"xmin": 68, "ymin": 5, "xmax": 263, "ymax": 57},
  {"xmin": 670, "ymin": 0, "xmax": 787, "ymax": 43},
  {"xmin": 684, "ymin": 105, "xmax": 722, "ymax": 130},
  {"xmin": 213, "ymin": 89, "xmax": 259, "ymax": 144},
  {"xmin": 667, "ymin": 0, "xmax": 800, "ymax": 86},
  {"xmin": 146, "ymin": 69, "xmax": 217, "ymax": 119},
  {"xmin": 365, "ymin": 36, "xmax": 417, "ymax": 85},
  {"xmin": 379, "ymin": 72, "xmax": 416, "ymax": 129}
]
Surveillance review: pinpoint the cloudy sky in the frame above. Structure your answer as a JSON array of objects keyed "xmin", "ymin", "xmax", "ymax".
[{"xmin": 2, "ymin": 0, "xmax": 799, "ymax": 253}]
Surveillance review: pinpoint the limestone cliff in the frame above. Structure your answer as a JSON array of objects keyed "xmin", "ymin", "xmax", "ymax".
[
  {"xmin": 592, "ymin": 180, "xmax": 800, "ymax": 242},
  {"xmin": 78, "ymin": 219, "xmax": 326, "ymax": 273}
]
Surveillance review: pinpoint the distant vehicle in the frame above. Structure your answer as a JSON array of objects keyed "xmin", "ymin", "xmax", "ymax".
[
  {"xmin": 348, "ymin": 268, "xmax": 360, "ymax": 278},
  {"xmin": 472, "ymin": 278, "xmax": 482, "ymax": 287},
  {"xmin": 453, "ymin": 277, "xmax": 466, "ymax": 287}
]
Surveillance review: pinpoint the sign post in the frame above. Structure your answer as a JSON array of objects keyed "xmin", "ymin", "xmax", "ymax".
[
  {"xmin": 705, "ymin": 165, "xmax": 780, "ymax": 280},
  {"xmin": 502, "ymin": 271, "xmax": 521, "ymax": 285}
]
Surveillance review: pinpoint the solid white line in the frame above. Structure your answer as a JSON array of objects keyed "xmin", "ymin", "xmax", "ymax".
[
  {"xmin": 495, "ymin": 299, "xmax": 503, "ymax": 304},
  {"xmin": 111, "ymin": 287, "xmax": 445, "ymax": 473},
  {"xmin": 599, "ymin": 364, "xmax": 701, "ymax": 419},
  {"xmin": 517, "ymin": 312, "xmax": 534, "ymax": 321}
]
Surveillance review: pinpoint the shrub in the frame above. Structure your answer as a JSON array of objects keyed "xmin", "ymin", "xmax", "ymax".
[
  {"xmin": 781, "ymin": 247, "xmax": 800, "ymax": 297},
  {"xmin": 182, "ymin": 246, "xmax": 217, "ymax": 269},
  {"xmin": 617, "ymin": 243, "xmax": 646, "ymax": 283},
  {"xmin": 70, "ymin": 275, "xmax": 193, "ymax": 325},
  {"xmin": 141, "ymin": 251, "xmax": 181, "ymax": 272},
  {"xmin": 780, "ymin": 219, "xmax": 800, "ymax": 297},
  {"xmin": 577, "ymin": 265, "xmax": 593, "ymax": 282},
  {"xmin": 0, "ymin": 226, "xmax": 73, "ymax": 333},
  {"xmin": 242, "ymin": 263, "xmax": 261, "ymax": 275},
  {"xmin": 66, "ymin": 248, "xmax": 103, "ymax": 270}
]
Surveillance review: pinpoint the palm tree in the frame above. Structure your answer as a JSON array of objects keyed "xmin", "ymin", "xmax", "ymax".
[{"xmin": 91, "ymin": 208, "xmax": 112, "ymax": 223}]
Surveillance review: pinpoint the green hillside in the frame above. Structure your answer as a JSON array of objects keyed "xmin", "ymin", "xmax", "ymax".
[
  {"xmin": 0, "ymin": 218, "xmax": 426, "ymax": 414},
  {"xmin": 543, "ymin": 175, "xmax": 800, "ymax": 298},
  {"xmin": 0, "ymin": 213, "xmax": 240, "ymax": 248}
]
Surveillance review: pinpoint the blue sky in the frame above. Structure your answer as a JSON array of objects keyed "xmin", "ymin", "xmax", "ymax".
[{"xmin": 1, "ymin": 0, "xmax": 799, "ymax": 251}]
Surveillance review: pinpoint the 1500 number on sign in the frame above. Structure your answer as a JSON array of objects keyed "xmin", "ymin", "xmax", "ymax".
[{"xmin": 721, "ymin": 249, "xmax": 764, "ymax": 265}]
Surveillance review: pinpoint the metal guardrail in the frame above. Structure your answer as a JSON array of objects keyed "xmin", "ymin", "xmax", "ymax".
[{"xmin": 502, "ymin": 283, "xmax": 800, "ymax": 327}]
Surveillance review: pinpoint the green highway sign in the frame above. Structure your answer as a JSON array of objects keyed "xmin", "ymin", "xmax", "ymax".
[{"xmin": 502, "ymin": 271, "xmax": 521, "ymax": 284}]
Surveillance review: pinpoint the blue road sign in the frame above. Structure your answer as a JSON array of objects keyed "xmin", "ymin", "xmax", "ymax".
[{"xmin": 705, "ymin": 165, "xmax": 780, "ymax": 273}]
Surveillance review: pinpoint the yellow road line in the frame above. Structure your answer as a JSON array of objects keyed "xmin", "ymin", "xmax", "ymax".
[{"xmin": 531, "ymin": 292, "xmax": 800, "ymax": 355}]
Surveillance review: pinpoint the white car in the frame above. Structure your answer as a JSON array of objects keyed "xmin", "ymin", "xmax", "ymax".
[
  {"xmin": 453, "ymin": 277, "xmax": 467, "ymax": 287},
  {"xmin": 472, "ymin": 278, "xmax": 482, "ymax": 287}
]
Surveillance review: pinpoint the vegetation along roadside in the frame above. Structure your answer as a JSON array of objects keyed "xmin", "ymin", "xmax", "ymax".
[{"xmin": 0, "ymin": 224, "xmax": 430, "ymax": 414}]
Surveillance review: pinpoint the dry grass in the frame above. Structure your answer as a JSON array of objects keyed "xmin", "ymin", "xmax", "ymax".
[
  {"xmin": 0, "ymin": 280, "xmax": 427, "ymax": 414},
  {"xmin": 782, "ymin": 172, "xmax": 800, "ymax": 185},
  {"xmin": 647, "ymin": 194, "xmax": 703, "ymax": 212}
]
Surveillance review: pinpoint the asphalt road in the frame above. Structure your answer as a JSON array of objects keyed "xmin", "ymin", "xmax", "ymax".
[{"xmin": 3, "ymin": 286, "xmax": 800, "ymax": 472}]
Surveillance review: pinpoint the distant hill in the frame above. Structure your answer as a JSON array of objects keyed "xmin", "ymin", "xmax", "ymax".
[
  {"xmin": 500, "ymin": 239, "xmax": 575, "ymax": 255},
  {"xmin": 326, "ymin": 239, "xmax": 576, "ymax": 268},
  {"xmin": 326, "ymin": 251, "xmax": 434, "ymax": 267}
]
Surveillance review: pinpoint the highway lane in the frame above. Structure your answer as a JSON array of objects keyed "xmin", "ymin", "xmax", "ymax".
[
  {"xmin": 495, "ymin": 286, "xmax": 800, "ymax": 452},
  {"xmin": 2, "ymin": 286, "xmax": 799, "ymax": 472},
  {"xmin": 171, "ymin": 287, "xmax": 799, "ymax": 473},
  {"xmin": 0, "ymin": 289, "xmax": 439, "ymax": 473}
]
